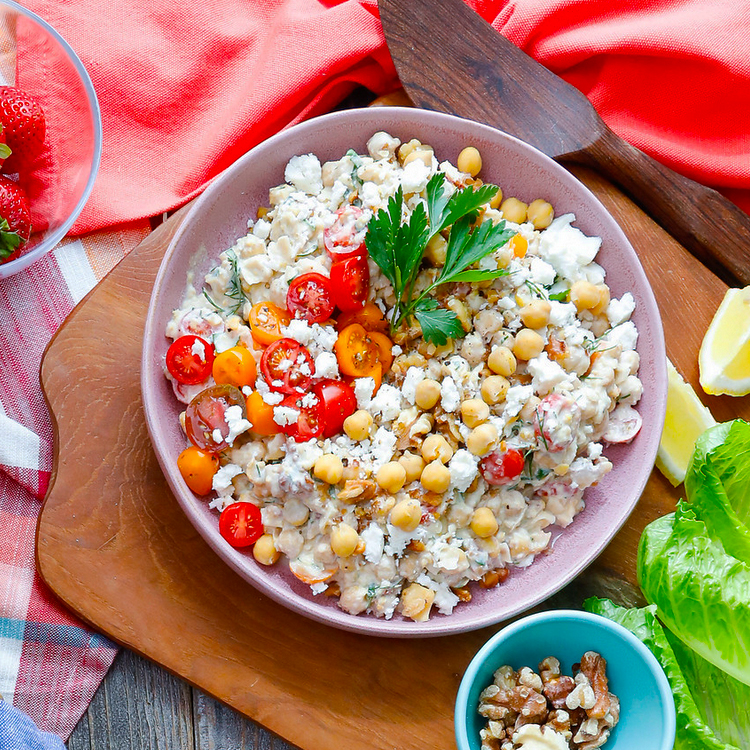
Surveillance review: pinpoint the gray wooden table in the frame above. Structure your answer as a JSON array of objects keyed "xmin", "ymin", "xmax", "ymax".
[{"xmin": 65, "ymin": 571, "xmax": 639, "ymax": 749}]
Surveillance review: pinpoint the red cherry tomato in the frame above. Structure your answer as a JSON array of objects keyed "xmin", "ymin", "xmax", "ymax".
[
  {"xmin": 330, "ymin": 254, "xmax": 369, "ymax": 312},
  {"xmin": 219, "ymin": 502, "xmax": 263, "ymax": 548},
  {"xmin": 480, "ymin": 449, "xmax": 525, "ymax": 486},
  {"xmin": 260, "ymin": 338, "xmax": 314, "ymax": 394},
  {"xmin": 279, "ymin": 392, "xmax": 324, "ymax": 442},
  {"xmin": 185, "ymin": 384, "xmax": 247, "ymax": 452},
  {"xmin": 313, "ymin": 379, "xmax": 357, "ymax": 438},
  {"xmin": 286, "ymin": 272, "xmax": 335, "ymax": 323},
  {"xmin": 324, "ymin": 204, "xmax": 367, "ymax": 261},
  {"xmin": 166, "ymin": 335, "xmax": 215, "ymax": 385}
]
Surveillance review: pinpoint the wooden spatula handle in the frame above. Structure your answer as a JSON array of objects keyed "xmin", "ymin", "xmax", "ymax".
[{"xmin": 580, "ymin": 128, "xmax": 750, "ymax": 286}]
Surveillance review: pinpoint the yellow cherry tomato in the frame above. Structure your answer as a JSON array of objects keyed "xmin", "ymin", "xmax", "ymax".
[
  {"xmin": 245, "ymin": 390, "xmax": 281, "ymax": 436},
  {"xmin": 212, "ymin": 346, "xmax": 257, "ymax": 388},
  {"xmin": 177, "ymin": 446, "xmax": 220, "ymax": 495}
]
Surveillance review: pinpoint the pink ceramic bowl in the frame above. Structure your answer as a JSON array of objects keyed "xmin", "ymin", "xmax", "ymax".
[{"xmin": 141, "ymin": 108, "xmax": 666, "ymax": 637}]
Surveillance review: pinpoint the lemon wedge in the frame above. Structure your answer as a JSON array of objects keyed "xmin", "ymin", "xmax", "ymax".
[
  {"xmin": 655, "ymin": 359, "xmax": 716, "ymax": 486},
  {"xmin": 698, "ymin": 286, "xmax": 750, "ymax": 396}
]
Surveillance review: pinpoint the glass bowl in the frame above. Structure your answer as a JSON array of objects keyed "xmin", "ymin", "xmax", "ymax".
[{"xmin": 0, "ymin": 0, "xmax": 101, "ymax": 280}]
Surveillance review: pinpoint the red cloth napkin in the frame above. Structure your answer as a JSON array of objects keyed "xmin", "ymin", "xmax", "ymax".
[{"xmin": 3, "ymin": 0, "xmax": 750, "ymax": 741}]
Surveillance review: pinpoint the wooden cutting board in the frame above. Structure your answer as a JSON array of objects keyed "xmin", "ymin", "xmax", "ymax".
[{"xmin": 37, "ymin": 150, "xmax": 748, "ymax": 749}]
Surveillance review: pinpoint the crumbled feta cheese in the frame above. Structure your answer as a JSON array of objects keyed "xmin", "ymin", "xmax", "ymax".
[
  {"xmin": 252, "ymin": 218, "xmax": 271, "ymax": 240},
  {"xmin": 401, "ymin": 158, "xmax": 431, "ymax": 194},
  {"xmin": 441, "ymin": 377, "xmax": 461, "ymax": 412},
  {"xmin": 448, "ymin": 449, "xmax": 479, "ymax": 492},
  {"xmin": 402, "ymin": 367, "xmax": 426, "ymax": 405},
  {"xmin": 361, "ymin": 523, "xmax": 385, "ymax": 563},
  {"xmin": 225, "ymin": 404, "xmax": 252, "ymax": 446},
  {"xmin": 391, "ymin": 344, "xmax": 403, "ymax": 356},
  {"xmin": 529, "ymin": 257, "xmax": 557, "ymax": 286},
  {"xmin": 354, "ymin": 376, "xmax": 376, "ymax": 409},
  {"xmin": 284, "ymin": 154, "xmax": 323, "ymax": 194},
  {"xmin": 310, "ymin": 582, "xmax": 328, "ymax": 595},
  {"xmin": 369, "ymin": 384, "xmax": 403, "ymax": 422},
  {"xmin": 539, "ymin": 214, "xmax": 602, "ymax": 281},
  {"xmin": 212, "ymin": 428, "xmax": 223, "ymax": 444},
  {"xmin": 190, "ymin": 339, "xmax": 206, "ymax": 359},
  {"xmin": 242, "ymin": 386, "xmax": 252, "ymax": 396},
  {"xmin": 605, "ymin": 321, "xmax": 638, "ymax": 351},
  {"xmin": 300, "ymin": 393, "xmax": 319, "ymax": 408},
  {"xmin": 212, "ymin": 330, "xmax": 240, "ymax": 353},
  {"xmin": 370, "ymin": 426, "xmax": 397, "ymax": 470},
  {"xmin": 273, "ymin": 405, "xmax": 300, "ymax": 426},
  {"xmin": 212, "ymin": 464, "xmax": 243, "ymax": 495},
  {"xmin": 282, "ymin": 318, "xmax": 313, "ymax": 345},
  {"xmin": 503, "ymin": 385, "xmax": 534, "ymax": 419},
  {"xmin": 548, "ymin": 301, "xmax": 576, "ymax": 327},
  {"xmin": 607, "ymin": 292, "xmax": 636, "ymax": 326},
  {"xmin": 527, "ymin": 353, "xmax": 575, "ymax": 395},
  {"xmin": 314, "ymin": 351, "xmax": 339, "ymax": 379}
]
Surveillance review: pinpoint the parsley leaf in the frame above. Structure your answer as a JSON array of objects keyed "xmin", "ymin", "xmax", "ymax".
[
  {"xmin": 365, "ymin": 172, "xmax": 516, "ymax": 345},
  {"xmin": 548, "ymin": 290, "xmax": 569, "ymax": 302},
  {"xmin": 414, "ymin": 299, "xmax": 465, "ymax": 346}
]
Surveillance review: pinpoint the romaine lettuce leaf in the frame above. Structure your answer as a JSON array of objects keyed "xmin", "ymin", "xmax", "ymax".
[
  {"xmin": 585, "ymin": 597, "xmax": 747, "ymax": 750},
  {"xmin": 685, "ymin": 420, "xmax": 750, "ymax": 563},
  {"xmin": 638, "ymin": 504, "xmax": 750, "ymax": 687}
]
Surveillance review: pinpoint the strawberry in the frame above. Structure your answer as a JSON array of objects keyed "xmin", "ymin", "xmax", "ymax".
[
  {"xmin": 0, "ymin": 175, "xmax": 31, "ymax": 262},
  {"xmin": 0, "ymin": 87, "xmax": 45, "ymax": 175}
]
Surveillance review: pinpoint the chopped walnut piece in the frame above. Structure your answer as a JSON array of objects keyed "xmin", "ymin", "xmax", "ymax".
[
  {"xmin": 566, "ymin": 673, "xmax": 596, "ymax": 711},
  {"xmin": 579, "ymin": 651, "xmax": 612, "ymax": 719},
  {"xmin": 539, "ymin": 656, "xmax": 561, "ymax": 683},
  {"xmin": 517, "ymin": 666, "xmax": 543, "ymax": 692},
  {"xmin": 337, "ymin": 479, "xmax": 376, "ymax": 502},
  {"xmin": 545, "ymin": 708, "xmax": 572, "ymax": 741},
  {"xmin": 543, "ymin": 675, "xmax": 575, "ymax": 709},
  {"xmin": 493, "ymin": 665, "xmax": 517, "ymax": 690}
]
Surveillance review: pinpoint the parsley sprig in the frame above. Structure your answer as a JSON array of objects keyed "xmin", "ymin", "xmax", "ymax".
[{"xmin": 365, "ymin": 173, "xmax": 516, "ymax": 345}]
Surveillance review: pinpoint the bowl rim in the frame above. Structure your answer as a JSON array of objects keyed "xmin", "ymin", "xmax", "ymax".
[
  {"xmin": 0, "ymin": 0, "xmax": 103, "ymax": 279},
  {"xmin": 454, "ymin": 609, "xmax": 677, "ymax": 750},
  {"xmin": 142, "ymin": 106, "xmax": 667, "ymax": 637}
]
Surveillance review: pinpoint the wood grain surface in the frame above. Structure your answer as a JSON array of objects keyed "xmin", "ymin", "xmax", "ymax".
[
  {"xmin": 37, "ymin": 161, "xmax": 749, "ymax": 750},
  {"xmin": 379, "ymin": 0, "xmax": 750, "ymax": 287}
]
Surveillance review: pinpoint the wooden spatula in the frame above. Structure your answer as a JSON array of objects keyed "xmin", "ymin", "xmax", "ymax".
[{"xmin": 379, "ymin": 0, "xmax": 750, "ymax": 286}]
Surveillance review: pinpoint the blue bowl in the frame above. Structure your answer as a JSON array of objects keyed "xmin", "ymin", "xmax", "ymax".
[{"xmin": 455, "ymin": 610, "xmax": 676, "ymax": 750}]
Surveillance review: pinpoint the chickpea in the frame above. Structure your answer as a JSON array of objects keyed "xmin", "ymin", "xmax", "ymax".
[
  {"xmin": 330, "ymin": 523, "xmax": 360, "ymax": 557},
  {"xmin": 400, "ymin": 583, "xmax": 435, "ymax": 622},
  {"xmin": 422, "ymin": 434, "xmax": 454, "ymax": 463},
  {"xmin": 398, "ymin": 138, "xmax": 422, "ymax": 163},
  {"xmin": 344, "ymin": 409, "xmax": 373, "ymax": 441},
  {"xmin": 520, "ymin": 300, "xmax": 551, "ymax": 329},
  {"xmin": 252, "ymin": 534, "xmax": 280, "ymax": 566},
  {"xmin": 466, "ymin": 423, "xmax": 499, "ymax": 457},
  {"xmin": 527, "ymin": 198, "xmax": 554, "ymax": 229},
  {"xmin": 376, "ymin": 461, "xmax": 407, "ymax": 493},
  {"xmin": 481, "ymin": 375, "xmax": 508, "ymax": 405},
  {"xmin": 461, "ymin": 399, "xmax": 490, "ymax": 428},
  {"xmin": 457, "ymin": 146, "xmax": 482, "ymax": 177},
  {"xmin": 591, "ymin": 284, "xmax": 611, "ymax": 316},
  {"xmin": 399, "ymin": 451, "xmax": 425, "ymax": 483},
  {"xmin": 425, "ymin": 233, "xmax": 448, "ymax": 267},
  {"xmin": 512, "ymin": 328, "xmax": 545, "ymax": 360},
  {"xmin": 415, "ymin": 378, "xmax": 442, "ymax": 410},
  {"xmin": 403, "ymin": 147, "xmax": 433, "ymax": 168},
  {"xmin": 420, "ymin": 460, "xmax": 451, "ymax": 493},
  {"xmin": 489, "ymin": 186, "xmax": 503, "ymax": 209},
  {"xmin": 487, "ymin": 345, "xmax": 516, "ymax": 377},
  {"xmin": 570, "ymin": 280, "xmax": 600, "ymax": 311},
  {"xmin": 313, "ymin": 454, "xmax": 344, "ymax": 484},
  {"xmin": 389, "ymin": 498, "xmax": 422, "ymax": 531},
  {"xmin": 282, "ymin": 497, "xmax": 309, "ymax": 527},
  {"xmin": 470, "ymin": 507, "xmax": 499, "ymax": 538},
  {"xmin": 500, "ymin": 197, "xmax": 528, "ymax": 224},
  {"xmin": 519, "ymin": 395, "xmax": 542, "ymax": 421}
]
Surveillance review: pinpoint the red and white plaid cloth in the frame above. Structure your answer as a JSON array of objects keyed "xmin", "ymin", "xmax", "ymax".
[{"xmin": 2, "ymin": 0, "xmax": 750, "ymax": 742}]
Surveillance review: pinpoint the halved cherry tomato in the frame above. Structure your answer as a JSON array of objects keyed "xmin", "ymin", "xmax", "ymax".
[
  {"xmin": 166, "ymin": 335, "xmax": 215, "ymax": 385},
  {"xmin": 368, "ymin": 331, "xmax": 394, "ymax": 373},
  {"xmin": 330, "ymin": 254, "xmax": 369, "ymax": 312},
  {"xmin": 245, "ymin": 390, "xmax": 281, "ymax": 436},
  {"xmin": 185, "ymin": 384, "xmax": 247, "ymax": 452},
  {"xmin": 313, "ymin": 379, "xmax": 357, "ymax": 438},
  {"xmin": 260, "ymin": 338, "xmax": 314, "ymax": 394},
  {"xmin": 212, "ymin": 346, "xmax": 257, "ymax": 388},
  {"xmin": 278, "ymin": 392, "xmax": 324, "ymax": 442},
  {"xmin": 480, "ymin": 449, "xmax": 525, "ymax": 486},
  {"xmin": 177, "ymin": 446, "xmax": 220, "ymax": 495},
  {"xmin": 286, "ymin": 272, "xmax": 335, "ymax": 323},
  {"xmin": 334, "ymin": 324, "xmax": 381, "ymax": 378},
  {"xmin": 219, "ymin": 502, "xmax": 263, "ymax": 548},
  {"xmin": 324, "ymin": 204, "xmax": 367, "ymax": 261},
  {"xmin": 336, "ymin": 302, "xmax": 389, "ymax": 333},
  {"xmin": 248, "ymin": 301, "xmax": 291, "ymax": 347}
]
